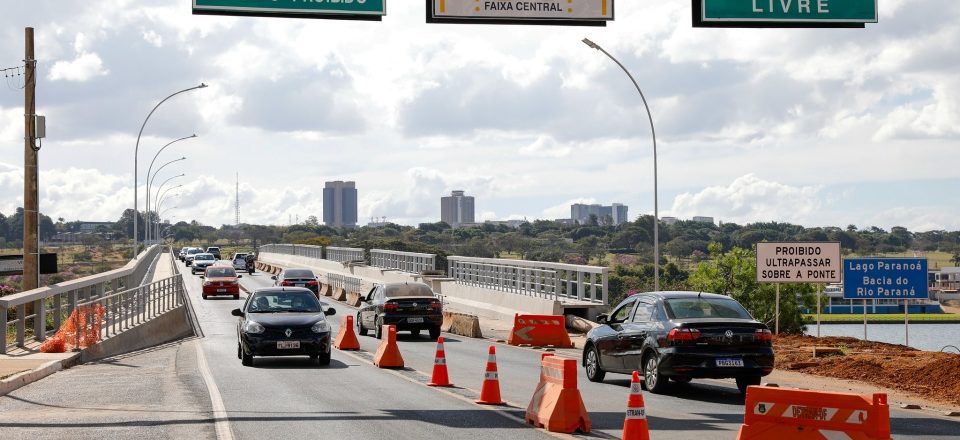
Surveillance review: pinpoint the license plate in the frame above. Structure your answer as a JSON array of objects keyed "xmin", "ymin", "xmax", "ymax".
[
  {"xmin": 217, "ymin": 289, "xmax": 226, "ymax": 293},
  {"xmin": 295, "ymin": 283, "xmax": 305, "ymax": 287},
  {"xmin": 716, "ymin": 358, "xmax": 744, "ymax": 367},
  {"xmin": 277, "ymin": 341, "xmax": 300, "ymax": 349},
  {"xmin": 407, "ymin": 317, "xmax": 424, "ymax": 324}
]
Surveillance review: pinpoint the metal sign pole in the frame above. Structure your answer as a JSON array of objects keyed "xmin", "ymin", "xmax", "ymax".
[
  {"xmin": 816, "ymin": 283, "xmax": 821, "ymax": 338},
  {"xmin": 775, "ymin": 283, "xmax": 780, "ymax": 335},
  {"xmin": 905, "ymin": 300, "xmax": 909, "ymax": 347},
  {"xmin": 863, "ymin": 299, "xmax": 868, "ymax": 341}
]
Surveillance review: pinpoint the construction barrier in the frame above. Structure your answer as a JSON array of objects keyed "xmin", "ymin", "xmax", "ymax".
[
  {"xmin": 333, "ymin": 315, "xmax": 360, "ymax": 351},
  {"xmin": 526, "ymin": 354, "xmax": 591, "ymax": 433},
  {"xmin": 737, "ymin": 386, "xmax": 892, "ymax": 440},
  {"xmin": 476, "ymin": 345, "xmax": 504, "ymax": 405},
  {"xmin": 427, "ymin": 336, "xmax": 452, "ymax": 387},
  {"xmin": 441, "ymin": 311, "xmax": 483, "ymax": 338},
  {"xmin": 346, "ymin": 291, "xmax": 363, "ymax": 307},
  {"xmin": 373, "ymin": 325, "xmax": 404, "ymax": 368},
  {"xmin": 332, "ymin": 287, "xmax": 347, "ymax": 302},
  {"xmin": 319, "ymin": 283, "xmax": 331, "ymax": 297},
  {"xmin": 507, "ymin": 314, "xmax": 573, "ymax": 348},
  {"xmin": 39, "ymin": 305, "xmax": 106, "ymax": 353},
  {"xmin": 622, "ymin": 371, "xmax": 650, "ymax": 440}
]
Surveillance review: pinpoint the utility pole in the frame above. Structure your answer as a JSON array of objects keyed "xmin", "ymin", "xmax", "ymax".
[{"xmin": 23, "ymin": 27, "xmax": 39, "ymax": 292}]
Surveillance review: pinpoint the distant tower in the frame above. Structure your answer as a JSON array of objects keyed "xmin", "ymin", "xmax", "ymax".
[
  {"xmin": 323, "ymin": 181, "xmax": 358, "ymax": 228},
  {"xmin": 235, "ymin": 172, "xmax": 240, "ymax": 227}
]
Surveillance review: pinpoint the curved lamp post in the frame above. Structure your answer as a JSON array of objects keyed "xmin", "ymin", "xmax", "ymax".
[
  {"xmin": 147, "ymin": 157, "xmax": 186, "ymax": 244},
  {"xmin": 133, "ymin": 83, "xmax": 206, "ymax": 258},
  {"xmin": 582, "ymin": 38, "xmax": 661, "ymax": 292},
  {"xmin": 155, "ymin": 184, "xmax": 183, "ymax": 241},
  {"xmin": 145, "ymin": 135, "xmax": 196, "ymax": 242},
  {"xmin": 156, "ymin": 205, "xmax": 178, "ymax": 241}
]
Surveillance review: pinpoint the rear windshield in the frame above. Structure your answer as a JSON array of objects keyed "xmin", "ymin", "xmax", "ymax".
[
  {"xmin": 187, "ymin": 249, "xmax": 201, "ymax": 254},
  {"xmin": 284, "ymin": 269, "xmax": 315, "ymax": 278},
  {"xmin": 195, "ymin": 254, "xmax": 214, "ymax": 261},
  {"xmin": 385, "ymin": 283, "xmax": 434, "ymax": 298},
  {"xmin": 206, "ymin": 267, "xmax": 236, "ymax": 277},
  {"xmin": 663, "ymin": 297, "xmax": 753, "ymax": 320},
  {"xmin": 208, "ymin": 247, "xmax": 220, "ymax": 251},
  {"xmin": 248, "ymin": 291, "xmax": 322, "ymax": 313}
]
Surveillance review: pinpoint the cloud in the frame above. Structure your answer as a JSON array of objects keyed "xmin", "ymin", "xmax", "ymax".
[
  {"xmin": 668, "ymin": 175, "xmax": 823, "ymax": 225},
  {"xmin": 48, "ymin": 51, "xmax": 109, "ymax": 82},
  {"xmin": 519, "ymin": 136, "xmax": 570, "ymax": 158}
]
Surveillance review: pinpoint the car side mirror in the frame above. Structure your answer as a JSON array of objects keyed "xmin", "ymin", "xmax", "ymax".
[
  {"xmin": 271, "ymin": 275, "xmax": 277, "ymax": 280},
  {"xmin": 231, "ymin": 308, "xmax": 244, "ymax": 317},
  {"xmin": 596, "ymin": 314, "xmax": 608, "ymax": 325},
  {"xmin": 325, "ymin": 308, "xmax": 336, "ymax": 316},
  {"xmin": 237, "ymin": 275, "xmax": 243, "ymax": 278}
]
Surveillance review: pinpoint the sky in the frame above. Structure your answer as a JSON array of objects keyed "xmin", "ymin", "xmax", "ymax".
[{"xmin": 0, "ymin": 1, "xmax": 958, "ymax": 231}]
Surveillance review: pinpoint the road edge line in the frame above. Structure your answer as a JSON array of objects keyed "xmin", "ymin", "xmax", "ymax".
[{"xmin": 194, "ymin": 341, "xmax": 234, "ymax": 440}]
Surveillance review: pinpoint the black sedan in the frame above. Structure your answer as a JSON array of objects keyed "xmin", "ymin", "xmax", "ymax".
[
  {"xmin": 272, "ymin": 268, "xmax": 320, "ymax": 296},
  {"xmin": 582, "ymin": 291, "xmax": 774, "ymax": 394},
  {"xmin": 233, "ymin": 287, "xmax": 336, "ymax": 366},
  {"xmin": 357, "ymin": 282, "xmax": 442, "ymax": 340}
]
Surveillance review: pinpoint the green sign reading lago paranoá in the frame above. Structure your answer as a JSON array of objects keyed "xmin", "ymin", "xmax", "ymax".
[
  {"xmin": 193, "ymin": 0, "xmax": 386, "ymax": 17},
  {"xmin": 702, "ymin": 0, "xmax": 877, "ymax": 23}
]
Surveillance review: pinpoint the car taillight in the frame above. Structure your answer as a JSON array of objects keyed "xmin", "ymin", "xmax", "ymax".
[
  {"xmin": 384, "ymin": 302, "xmax": 398, "ymax": 312},
  {"xmin": 203, "ymin": 281, "xmax": 212, "ymax": 287},
  {"xmin": 430, "ymin": 301, "xmax": 442, "ymax": 310},
  {"xmin": 307, "ymin": 280, "xmax": 318, "ymax": 285},
  {"xmin": 281, "ymin": 280, "xmax": 295, "ymax": 286},
  {"xmin": 667, "ymin": 328, "xmax": 701, "ymax": 343},
  {"xmin": 755, "ymin": 329, "xmax": 773, "ymax": 344},
  {"xmin": 229, "ymin": 280, "xmax": 238, "ymax": 285}
]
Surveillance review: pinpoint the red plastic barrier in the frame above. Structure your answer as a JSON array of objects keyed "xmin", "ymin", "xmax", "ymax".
[
  {"xmin": 507, "ymin": 314, "xmax": 572, "ymax": 348},
  {"xmin": 525, "ymin": 354, "xmax": 590, "ymax": 433},
  {"xmin": 737, "ymin": 386, "xmax": 892, "ymax": 440}
]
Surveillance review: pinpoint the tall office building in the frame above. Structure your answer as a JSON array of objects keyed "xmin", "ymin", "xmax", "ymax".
[
  {"xmin": 571, "ymin": 202, "xmax": 629, "ymax": 226},
  {"xmin": 441, "ymin": 190, "xmax": 475, "ymax": 227},
  {"xmin": 323, "ymin": 181, "xmax": 358, "ymax": 228},
  {"xmin": 612, "ymin": 203, "xmax": 629, "ymax": 225}
]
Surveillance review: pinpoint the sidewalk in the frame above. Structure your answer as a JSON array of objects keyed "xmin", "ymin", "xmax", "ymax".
[{"xmin": 0, "ymin": 252, "xmax": 175, "ymax": 396}]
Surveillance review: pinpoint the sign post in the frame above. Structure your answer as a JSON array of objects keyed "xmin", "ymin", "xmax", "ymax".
[
  {"xmin": 843, "ymin": 258, "xmax": 928, "ymax": 347},
  {"xmin": 756, "ymin": 242, "xmax": 841, "ymax": 334}
]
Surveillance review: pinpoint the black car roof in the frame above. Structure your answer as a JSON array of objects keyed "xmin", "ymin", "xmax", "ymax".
[{"xmin": 626, "ymin": 291, "xmax": 734, "ymax": 301}]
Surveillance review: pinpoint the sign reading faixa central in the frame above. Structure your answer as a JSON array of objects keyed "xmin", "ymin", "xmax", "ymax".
[
  {"xmin": 429, "ymin": 0, "xmax": 614, "ymax": 26},
  {"xmin": 193, "ymin": 0, "xmax": 387, "ymax": 20},
  {"xmin": 694, "ymin": 0, "xmax": 877, "ymax": 28}
]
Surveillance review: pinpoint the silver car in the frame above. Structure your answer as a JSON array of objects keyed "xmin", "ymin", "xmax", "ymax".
[{"xmin": 191, "ymin": 253, "xmax": 217, "ymax": 275}]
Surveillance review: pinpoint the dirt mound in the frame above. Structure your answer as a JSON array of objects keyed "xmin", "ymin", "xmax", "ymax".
[{"xmin": 775, "ymin": 335, "xmax": 960, "ymax": 406}]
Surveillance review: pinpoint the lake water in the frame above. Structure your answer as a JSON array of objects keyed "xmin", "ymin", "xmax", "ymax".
[{"xmin": 804, "ymin": 323, "xmax": 960, "ymax": 352}]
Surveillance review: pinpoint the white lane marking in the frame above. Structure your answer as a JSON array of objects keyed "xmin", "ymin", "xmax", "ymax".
[{"xmin": 195, "ymin": 341, "xmax": 234, "ymax": 440}]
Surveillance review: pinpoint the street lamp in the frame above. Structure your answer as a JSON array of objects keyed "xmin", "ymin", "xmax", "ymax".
[
  {"xmin": 157, "ymin": 204, "xmax": 179, "ymax": 239},
  {"xmin": 145, "ymin": 135, "xmax": 196, "ymax": 242},
  {"xmin": 133, "ymin": 83, "xmax": 207, "ymax": 258},
  {"xmin": 147, "ymin": 157, "xmax": 186, "ymax": 243},
  {"xmin": 582, "ymin": 38, "xmax": 661, "ymax": 292},
  {"xmin": 155, "ymin": 184, "xmax": 183, "ymax": 241},
  {"xmin": 153, "ymin": 174, "xmax": 185, "ymax": 239}
]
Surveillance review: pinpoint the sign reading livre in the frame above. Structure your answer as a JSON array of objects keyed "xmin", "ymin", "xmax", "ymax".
[
  {"xmin": 843, "ymin": 258, "xmax": 928, "ymax": 300},
  {"xmin": 193, "ymin": 0, "xmax": 386, "ymax": 19},
  {"xmin": 430, "ymin": 0, "xmax": 613, "ymax": 25},
  {"xmin": 695, "ymin": 0, "xmax": 877, "ymax": 28},
  {"xmin": 756, "ymin": 242, "xmax": 841, "ymax": 283}
]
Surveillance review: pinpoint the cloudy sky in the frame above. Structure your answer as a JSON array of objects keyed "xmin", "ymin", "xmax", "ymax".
[{"xmin": 0, "ymin": 1, "xmax": 958, "ymax": 231}]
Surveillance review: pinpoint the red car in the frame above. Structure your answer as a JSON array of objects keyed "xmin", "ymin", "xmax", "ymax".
[{"xmin": 202, "ymin": 266, "xmax": 242, "ymax": 300}]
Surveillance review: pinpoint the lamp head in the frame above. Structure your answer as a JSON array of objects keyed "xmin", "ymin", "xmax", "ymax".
[
  {"xmin": 582, "ymin": 38, "xmax": 601, "ymax": 50},
  {"xmin": 199, "ymin": 83, "xmax": 208, "ymax": 89}
]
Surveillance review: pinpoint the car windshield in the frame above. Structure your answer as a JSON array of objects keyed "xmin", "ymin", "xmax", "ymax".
[
  {"xmin": 187, "ymin": 249, "xmax": 201, "ymax": 254},
  {"xmin": 284, "ymin": 269, "xmax": 314, "ymax": 278},
  {"xmin": 248, "ymin": 291, "xmax": 323, "ymax": 313},
  {"xmin": 664, "ymin": 297, "xmax": 753, "ymax": 320},
  {"xmin": 208, "ymin": 248, "xmax": 219, "ymax": 251},
  {"xmin": 206, "ymin": 267, "xmax": 236, "ymax": 277},
  {"xmin": 385, "ymin": 283, "xmax": 434, "ymax": 298},
  {"xmin": 233, "ymin": 254, "xmax": 247, "ymax": 260},
  {"xmin": 195, "ymin": 254, "xmax": 214, "ymax": 261}
]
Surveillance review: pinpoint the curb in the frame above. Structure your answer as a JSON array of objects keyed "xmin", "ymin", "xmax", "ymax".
[{"xmin": 0, "ymin": 353, "xmax": 81, "ymax": 397}]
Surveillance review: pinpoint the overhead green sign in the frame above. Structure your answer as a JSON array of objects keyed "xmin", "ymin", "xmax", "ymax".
[
  {"xmin": 700, "ymin": 0, "xmax": 877, "ymax": 25},
  {"xmin": 193, "ymin": 0, "xmax": 386, "ymax": 19}
]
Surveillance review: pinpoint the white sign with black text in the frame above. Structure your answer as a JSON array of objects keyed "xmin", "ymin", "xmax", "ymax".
[{"xmin": 756, "ymin": 242, "xmax": 841, "ymax": 283}]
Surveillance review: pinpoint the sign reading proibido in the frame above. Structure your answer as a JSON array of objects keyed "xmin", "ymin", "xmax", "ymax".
[
  {"xmin": 843, "ymin": 258, "xmax": 929, "ymax": 300},
  {"xmin": 429, "ymin": 0, "xmax": 613, "ymax": 25},
  {"xmin": 756, "ymin": 242, "xmax": 841, "ymax": 283}
]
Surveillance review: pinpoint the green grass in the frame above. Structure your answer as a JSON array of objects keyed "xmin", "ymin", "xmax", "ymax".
[{"xmin": 804, "ymin": 313, "xmax": 960, "ymax": 323}]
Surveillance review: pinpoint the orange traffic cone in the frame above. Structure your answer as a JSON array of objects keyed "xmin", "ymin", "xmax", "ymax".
[
  {"xmin": 334, "ymin": 315, "xmax": 360, "ymax": 351},
  {"xmin": 476, "ymin": 345, "xmax": 504, "ymax": 405},
  {"xmin": 428, "ymin": 336, "xmax": 453, "ymax": 387},
  {"xmin": 373, "ymin": 325, "xmax": 404, "ymax": 368},
  {"xmin": 622, "ymin": 371, "xmax": 650, "ymax": 440}
]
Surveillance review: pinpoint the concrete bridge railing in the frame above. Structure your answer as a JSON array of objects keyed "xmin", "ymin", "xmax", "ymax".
[
  {"xmin": 370, "ymin": 250, "xmax": 436, "ymax": 274},
  {"xmin": 326, "ymin": 273, "xmax": 363, "ymax": 294},
  {"xmin": 258, "ymin": 244, "xmax": 323, "ymax": 260},
  {"xmin": 0, "ymin": 245, "xmax": 185, "ymax": 354},
  {"xmin": 326, "ymin": 246, "xmax": 365, "ymax": 263},
  {"xmin": 447, "ymin": 256, "xmax": 608, "ymax": 305}
]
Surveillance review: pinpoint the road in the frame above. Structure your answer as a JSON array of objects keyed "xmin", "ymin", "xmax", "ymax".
[{"xmin": 1, "ymin": 255, "xmax": 959, "ymax": 439}]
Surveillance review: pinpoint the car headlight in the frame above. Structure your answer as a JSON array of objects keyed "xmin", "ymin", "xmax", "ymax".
[
  {"xmin": 311, "ymin": 320, "xmax": 330, "ymax": 333},
  {"xmin": 243, "ymin": 321, "xmax": 265, "ymax": 334}
]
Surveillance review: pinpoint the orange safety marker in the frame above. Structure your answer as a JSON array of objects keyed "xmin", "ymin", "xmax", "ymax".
[
  {"xmin": 622, "ymin": 371, "xmax": 650, "ymax": 440},
  {"xmin": 736, "ymin": 386, "xmax": 892, "ymax": 440},
  {"xmin": 427, "ymin": 336, "xmax": 453, "ymax": 387},
  {"xmin": 476, "ymin": 345, "xmax": 504, "ymax": 405},
  {"xmin": 525, "ymin": 355, "xmax": 591, "ymax": 433},
  {"xmin": 507, "ymin": 314, "xmax": 573, "ymax": 348},
  {"xmin": 333, "ymin": 315, "xmax": 360, "ymax": 351},
  {"xmin": 372, "ymin": 325, "xmax": 404, "ymax": 368}
]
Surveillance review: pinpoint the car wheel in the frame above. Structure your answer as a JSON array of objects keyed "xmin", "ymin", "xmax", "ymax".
[
  {"xmin": 736, "ymin": 376, "xmax": 762, "ymax": 395},
  {"xmin": 643, "ymin": 352, "xmax": 669, "ymax": 394},
  {"xmin": 428, "ymin": 326, "xmax": 441, "ymax": 341},
  {"xmin": 356, "ymin": 314, "xmax": 368, "ymax": 337},
  {"xmin": 236, "ymin": 343, "xmax": 241, "ymax": 360},
  {"xmin": 375, "ymin": 317, "xmax": 383, "ymax": 339},
  {"xmin": 241, "ymin": 349, "xmax": 253, "ymax": 367},
  {"xmin": 202, "ymin": 294, "xmax": 208, "ymax": 300},
  {"xmin": 317, "ymin": 350, "xmax": 331, "ymax": 366},
  {"xmin": 584, "ymin": 345, "xmax": 606, "ymax": 383},
  {"xmin": 233, "ymin": 295, "xmax": 240, "ymax": 300}
]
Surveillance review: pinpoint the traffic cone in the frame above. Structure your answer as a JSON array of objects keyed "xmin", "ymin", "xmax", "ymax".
[
  {"xmin": 373, "ymin": 325, "xmax": 404, "ymax": 368},
  {"xmin": 622, "ymin": 371, "xmax": 650, "ymax": 440},
  {"xmin": 334, "ymin": 315, "xmax": 360, "ymax": 350},
  {"xmin": 427, "ymin": 336, "xmax": 453, "ymax": 387},
  {"xmin": 476, "ymin": 345, "xmax": 504, "ymax": 405}
]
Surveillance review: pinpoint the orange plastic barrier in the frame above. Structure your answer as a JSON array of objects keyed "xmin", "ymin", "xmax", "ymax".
[
  {"xmin": 507, "ymin": 314, "xmax": 572, "ymax": 348},
  {"xmin": 622, "ymin": 371, "xmax": 650, "ymax": 440},
  {"xmin": 476, "ymin": 345, "xmax": 504, "ymax": 405},
  {"xmin": 373, "ymin": 325, "xmax": 404, "ymax": 368},
  {"xmin": 526, "ymin": 354, "xmax": 591, "ymax": 433},
  {"xmin": 333, "ymin": 315, "xmax": 360, "ymax": 351},
  {"xmin": 39, "ymin": 305, "xmax": 106, "ymax": 353},
  {"xmin": 737, "ymin": 386, "xmax": 892, "ymax": 440},
  {"xmin": 427, "ymin": 336, "xmax": 452, "ymax": 387}
]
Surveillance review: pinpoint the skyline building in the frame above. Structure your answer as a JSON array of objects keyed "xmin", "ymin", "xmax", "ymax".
[
  {"xmin": 441, "ymin": 190, "xmax": 475, "ymax": 227},
  {"xmin": 571, "ymin": 202, "xmax": 629, "ymax": 226},
  {"xmin": 323, "ymin": 181, "xmax": 358, "ymax": 228}
]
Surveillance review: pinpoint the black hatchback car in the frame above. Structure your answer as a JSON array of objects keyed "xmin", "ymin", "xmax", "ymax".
[
  {"xmin": 357, "ymin": 282, "xmax": 442, "ymax": 340},
  {"xmin": 232, "ymin": 287, "xmax": 336, "ymax": 366},
  {"xmin": 582, "ymin": 291, "xmax": 774, "ymax": 394},
  {"xmin": 272, "ymin": 269, "xmax": 320, "ymax": 297}
]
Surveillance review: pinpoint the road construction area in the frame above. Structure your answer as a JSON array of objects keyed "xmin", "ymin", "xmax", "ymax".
[{"xmin": 2, "ymin": 256, "xmax": 960, "ymax": 439}]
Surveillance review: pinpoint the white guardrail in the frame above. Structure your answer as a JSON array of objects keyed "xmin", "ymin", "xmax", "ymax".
[
  {"xmin": 1, "ymin": 245, "xmax": 186, "ymax": 354},
  {"xmin": 326, "ymin": 246, "xmax": 365, "ymax": 263},
  {"xmin": 370, "ymin": 249, "xmax": 436, "ymax": 274},
  {"xmin": 258, "ymin": 244, "xmax": 323, "ymax": 260},
  {"xmin": 326, "ymin": 273, "xmax": 363, "ymax": 294},
  {"xmin": 447, "ymin": 256, "xmax": 608, "ymax": 305}
]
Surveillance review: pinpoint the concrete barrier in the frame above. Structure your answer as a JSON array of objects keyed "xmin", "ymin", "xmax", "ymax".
[
  {"xmin": 320, "ymin": 284, "xmax": 331, "ymax": 296},
  {"xmin": 346, "ymin": 291, "xmax": 363, "ymax": 307},
  {"xmin": 333, "ymin": 287, "xmax": 347, "ymax": 301},
  {"xmin": 441, "ymin": 311, "xmax": 483, "ymax": 338},
  {"xmin": 81, "ymin": 306, "xmax": 194, "ymax": 362}
]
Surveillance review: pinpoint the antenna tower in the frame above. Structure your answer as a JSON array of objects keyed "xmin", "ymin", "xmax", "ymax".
[{"xmin": 235, "ymin": 172, "xmax": 240, "ymax": 226}]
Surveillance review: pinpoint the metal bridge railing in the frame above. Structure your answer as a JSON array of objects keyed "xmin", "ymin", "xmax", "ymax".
[
  {"xmin": 0, "ymin": 245, "xmax": 186, "ymax": 354},
  {"xmin": 326, "ymin": 273, "xmax": 363, "ymax": 294},
  {"xmin": 447, "ymin": 256, "xmax": 608, "ymax": 305},
  {"xmin": 326, "ymin": 247, "xmax": 365, "ymax": 263},
  {"xmin": 258, "ymin": 244, "xmax": 323, "ymax": 260},
  {"xmin": 370, "ymin": 249, "xmax": 436, "ymax": 274}
]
